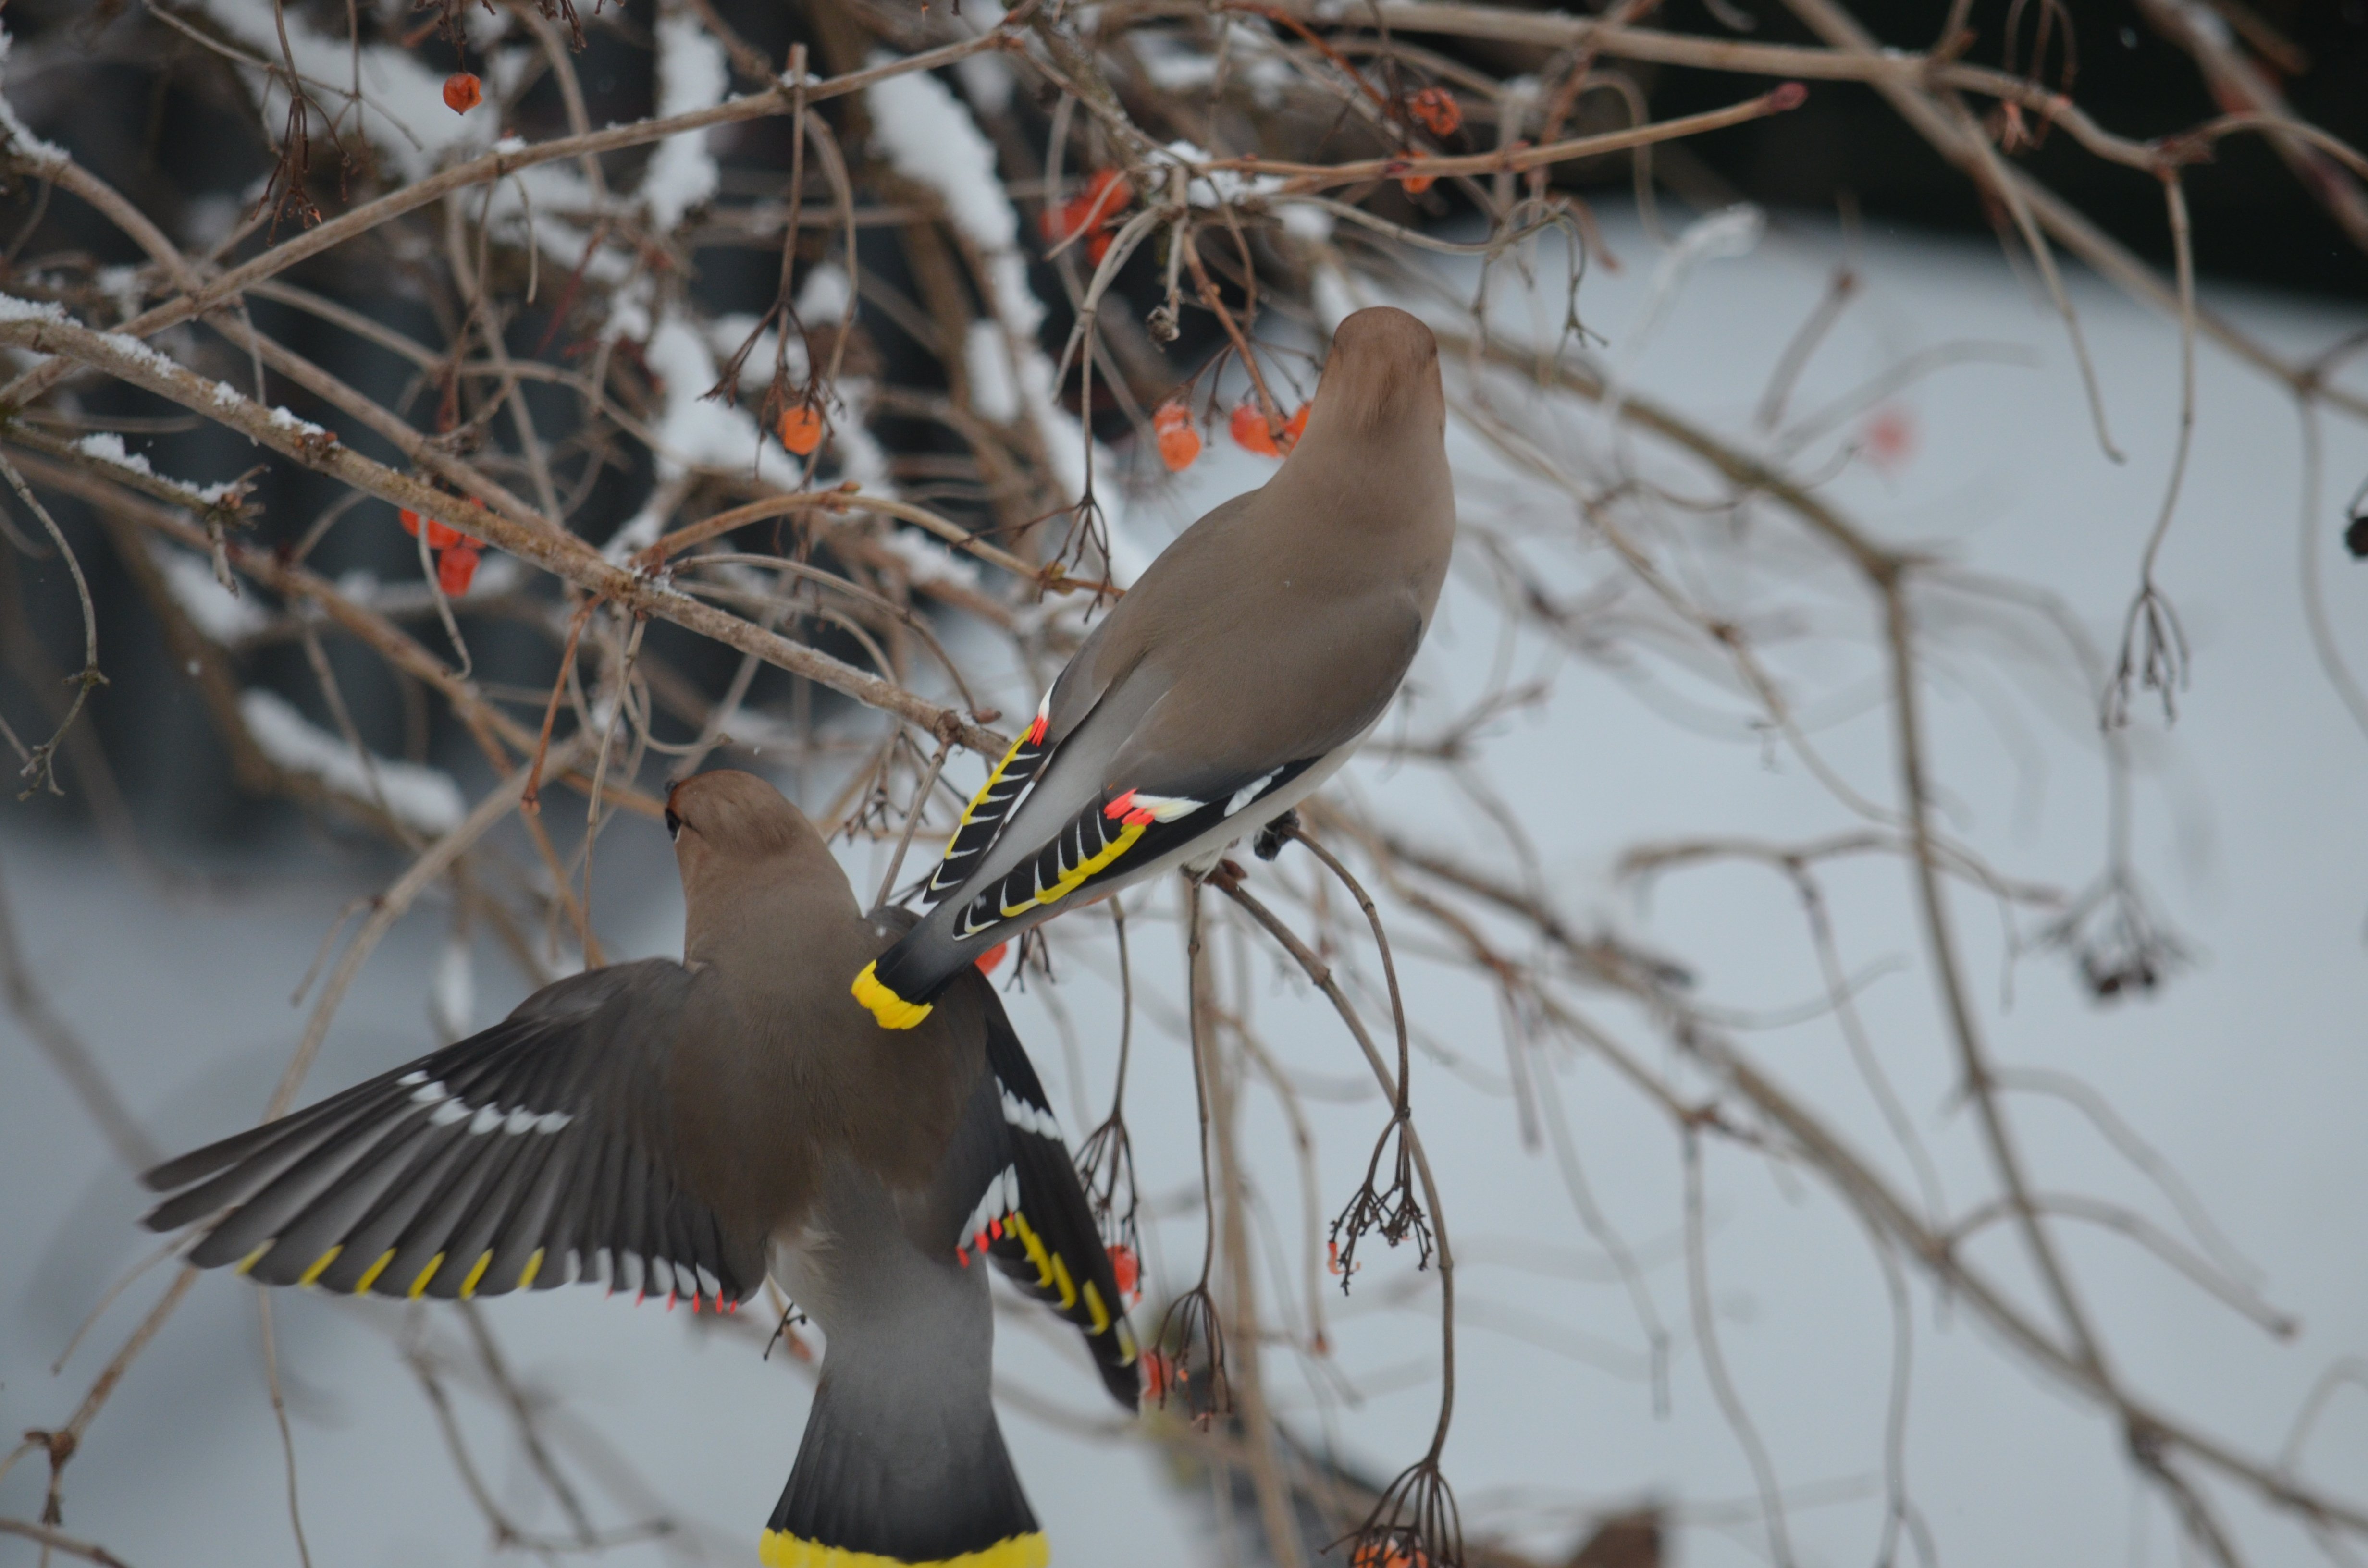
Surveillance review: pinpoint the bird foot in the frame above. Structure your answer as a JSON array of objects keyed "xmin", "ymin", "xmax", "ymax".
[{"xmin": 1253, "ymin": 809, "xmax": 1301, "ymax": 861}]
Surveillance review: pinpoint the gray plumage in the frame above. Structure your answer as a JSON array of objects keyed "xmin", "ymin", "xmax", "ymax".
[
  {"xmin": 859, "ymin": 306, "xmax": 1456, "ymax": 1027},
  {"xmin": 140, "ymin": 770, "xmax": 1135, "ymax": 1567}
]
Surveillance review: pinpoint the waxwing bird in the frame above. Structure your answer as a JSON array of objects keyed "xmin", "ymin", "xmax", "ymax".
[
  {"xmin": 855, "ymin": 306, "xmax": 1456, "ymax": 1029},
  {"xmin": 140, "ymin": 770, "xmax": 1137, "ymax": 1568}
]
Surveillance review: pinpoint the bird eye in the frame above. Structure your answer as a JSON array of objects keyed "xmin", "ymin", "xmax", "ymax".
[{"xmin": 664, "ymin": 807, "xmax": 682, "ymax": 840}]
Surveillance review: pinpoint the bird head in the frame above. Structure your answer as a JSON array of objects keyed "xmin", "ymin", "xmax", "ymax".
[
  {"xmin": 666, "ymin": 771, "xmax": 861, "ymax": 959},
  {"xmin": 1295, "ymin": 306, "xmax": 1444, "ymax": 449}
]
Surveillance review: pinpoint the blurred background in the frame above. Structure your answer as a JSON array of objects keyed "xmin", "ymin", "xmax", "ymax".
[{"xmin": 3, "ymin": 0, "xmax": 2366, "ymax": 1565}]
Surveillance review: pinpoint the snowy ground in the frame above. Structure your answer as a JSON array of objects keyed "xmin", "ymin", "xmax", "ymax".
[{"xmin": 6, "ymin": 208, "xmax": 2368, "ymax": 1568}]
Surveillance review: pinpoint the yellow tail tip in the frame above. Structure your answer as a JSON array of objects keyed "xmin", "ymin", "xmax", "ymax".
[
  {"xmin": 759, "ymin": 1529, "xmax": 1048, "ymax": 1567},
  {"xmin": 852, "ymin": 960, "xmax": 933, "ymax": 1030}
]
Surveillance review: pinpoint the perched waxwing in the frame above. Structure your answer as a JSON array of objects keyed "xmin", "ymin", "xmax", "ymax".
[
  {"xmin": 854, "ymin": 306, "xmax": 1456, "ymax": 1029},
  {"xmin": 140, "ymin": 770, "xmax": 1135, "ymax": 1568}
]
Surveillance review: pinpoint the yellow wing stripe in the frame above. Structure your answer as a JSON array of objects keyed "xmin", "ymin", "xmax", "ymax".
[
  {"xmin": 297, "ymin": 1246, "xmax": 342, "ymax": 1286},
  {"xmin": 1004, "ymin": 1211, "xmax": 1057, "ymax": 1291},
  {"xmin": 760, "ymin": 1530, "xmax": 1048, "ymax": 1568},
  {"xmin": 352, "ymin": 1250, "xmax": 396, "ymax": 1294},
  {"xmin": 853, "ymin": 961, "xmax": 934, "ymax": 1030},
  {"xmin": 234, "ymin": 1243, "xmax": 270, "ymax": 1276},
  {"xmin": 947, "ymin": 730, "xmax": 1032, "ymax": 839},
  {"xmin": 1082, "ymin": 1280, "xmax": 1111, "ymax": 1336},
  {"xmin": 406, "ymin": 1252, "xmax": 446, "ymax": 1299},
  {"xmin": 1048, "ymin": 1253, "xmax": 1078, "ymax": 1313},
  {"xmin": 457, "ymin": 1251, "xmax": 495, "ymax": 1298},
  {"xmin": 518, "ymin": 1248, "xmax": 545, "ymax": 1290},
  {"xmin": 997, "ymin": 818, "xmax": 1145, "ymax": 920}
]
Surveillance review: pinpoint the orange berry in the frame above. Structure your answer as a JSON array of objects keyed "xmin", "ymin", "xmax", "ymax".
[
  {"xmin": 778, "ymin": 405, "xmax": 824, "ymax": 455},
  {"xmin": 436, "ymin": 543, "xmax": 481, "ymax": 596},
  {"xmin": 426, "ymin": 518, "xmax": 463, "ymax": 550},
  {"xmin": 399, "ymin": 507, "xmax": 420, "ymax": 537},
  {"xmin": 974, "ymin": 941, "xmax": 1010, "ymax": 976},
  {"xmin": 443, "ymin": 72, "xmax": 483, "ymax": 115},
  {"xmin": 1045, "ymin": 170, "xmax": 1131, "ymax": 255},
  {"xmin": 1107, "ymin": 1244, "xmax": 1140, "ymax": 1298},
  {"xmin": 1408, "ymin": 86, "xmax": 1461, "ymax": 137},
  {"xmin": 1399, "ymin": 173, "xmax": 1435, "ymax": 196},
  {"xmin": 1229, "ymin": 402, "xmax": 1280, "ymax": 457},
  {"xmin": 1079, "ymin": 169, "xmax": 1129, "ymax": 225},
  {"xmin": 1157, "ymin": 423, "xmax": 1201, "ymax": 472},
  {"xmin": 1142, "ymin": 1349, "xmax": 1172, "ymax": 1399},
  {"xmin": 1279, "ymin": 403, "xmax": 1309, "ymax": 451},
  {"xmin": 1152, "ymin": 400, "xmax": 1189, "ymax": 431}
]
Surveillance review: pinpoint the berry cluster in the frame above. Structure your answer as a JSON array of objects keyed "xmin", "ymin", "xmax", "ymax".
[
  {"xmin": 1039, "ymin": 170, "xmax": 1132, "ymax": 268},
  {"xmin": 400, "ymin": 503, "xmax": 488, "ymax": 596}
]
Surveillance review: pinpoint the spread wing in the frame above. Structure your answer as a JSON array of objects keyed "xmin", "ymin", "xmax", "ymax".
[
  {"xmin": 141, "ymin": 960, "xmax": 765, "ymax": 1309},
  {"xmin": 925, "ymin": 974, "xmax": 1139, "ymax": 1409}
]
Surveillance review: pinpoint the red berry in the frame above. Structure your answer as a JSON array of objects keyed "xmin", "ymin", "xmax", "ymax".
[
  {"xmin": 974, "ymin": 941, "xmax": 1010, "ymax": 975},
  {"xmin": 1408, "ymin": 86, "xmax": 1461, "ymax": 137},
  {"xmin": 436, "ymin": 543, "xmax": 480, "ymax": 596},
  {"xmin": 443, "ymin": 72, "xmax": 483, "ymax": 115},
  {"xmin": 1229, "ymin": 403, "xmax": 1280, "ymax": 457},
  {"xmin": 399, "ymin": 507, "xmax": 420, "ymax": 537},
  {"xmin": 1107, "ymin": 1244, "xmax": 1140, "ymax": 1298},
  {"xmin": 1279, "ymin": 403, "xmax": 1309, "ymax": 452},
  {"xmin": 1157, "ymin": 423, "xmax": 1201, "ymax": 472}
]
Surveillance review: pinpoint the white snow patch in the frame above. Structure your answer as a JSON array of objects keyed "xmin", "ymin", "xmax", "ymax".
[
  {"xmin": 1278, "ymin": 201, "xmax": 1335, "ymax": 244},
  {"xmin": 864, "ymin": 62, "xmax": 1150, "ymax": 583},
  {"xmin": 605, "ymin": 317, "xmax": 804, "ymax": 559},
  {"xmin": 796, "ymin": 262, "xmax": 851, "ymax": 322},
  {"xmin": 0, "ymin": 29, "xmax": 68, "ymax": 170},
  {"xmin": 94, "ymin": 267, "xmax": 147, "ymax": 322},
  {"xmin": 99, "ymin": 331, "xmax": 187, "ymax": 382},
  {"xmin": 239, "ymin": 688, "xmax": 466, "ymax": 834},
  {"xmin": 964, "ymin": 319, "xmax": 1019, "ymax": 421},
  {"xmin": 0, "ymin": 293, "xmax": 68, "ymax": 325},
  {"xmin": 706, "ymin": 313, "xmax": 810, "ymax": 393},
  {"xmin": 74, "ymin": 432, "xmax": 153, "ymax": 478},
  {"xmin": 879, "ymin": 527, "xmax": 981, "ymax": 590},
  {"xmin": 644, "ymin": 10, "xmax": 728, "ymax": 233},
  {"xmin": 190, "ymin": 0, "xmax": 485, "ymax": 182},
  {"xmin": 154, "ymin": 544, "xmax": 269, "ymax": 643},
  {"xmin": 826, "ymin": 378, "xmax": 897, "ymax": 498},
  {"xmin": 1162, "ymin": 138, "xmax": 1287, "ymax": 208},
  {"xmin": 954, "ymin": 52, "xmax": 1014, "ymax": 114},
  {"xmin": 867, "ymin": 61, "xmax": 1020, "ymax": 272}
]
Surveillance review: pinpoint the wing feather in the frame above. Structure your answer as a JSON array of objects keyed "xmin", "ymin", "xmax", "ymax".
[{"xmin": 144, "ymin": 960, "xmax": 764, "ymax": 1308}]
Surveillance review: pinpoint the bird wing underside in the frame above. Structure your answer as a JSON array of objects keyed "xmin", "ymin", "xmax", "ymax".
[
  {"xmin": 935, "ymin": 987, "xmax": 1139, "ymax": 1410},
  {"xmin": 141, "ymin": 961, "xmax": 761, "ymax": 1310},
  {"xmin": 939, "ymin": 759, "xmax": 1316, "ymax": 947}
]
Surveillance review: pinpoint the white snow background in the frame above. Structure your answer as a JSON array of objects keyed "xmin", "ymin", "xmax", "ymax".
[{"xmin": 5, "ymin": 206, "xmax": 2367, "ymax": 1568}]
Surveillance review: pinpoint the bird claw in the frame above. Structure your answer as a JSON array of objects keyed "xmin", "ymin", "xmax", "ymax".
[{"xmin": 1253, "ymin": 809, "xmax": 1300, "ymax": 861}]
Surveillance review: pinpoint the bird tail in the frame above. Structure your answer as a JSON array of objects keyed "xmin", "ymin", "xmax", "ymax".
[
  {"xmin": 761, "ymin": 1366, "xmax": 1046, "ymax": 1568},
  {"xmin": 853, "ymin": 904, "xmax": 974, "ymax": 1030}
]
